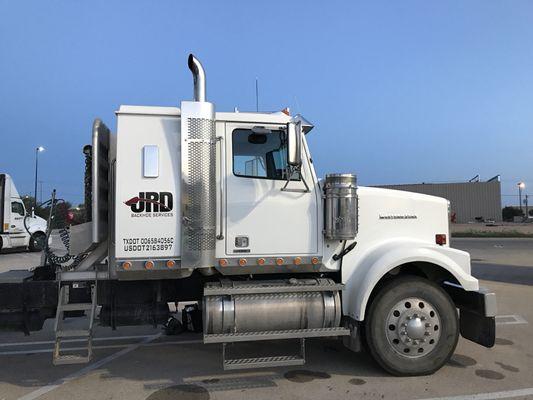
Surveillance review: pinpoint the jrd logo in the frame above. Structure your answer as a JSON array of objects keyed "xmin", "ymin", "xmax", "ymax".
[{"xmin": 125, "ymin": 192, "xmax": 173, "ymax": 213}]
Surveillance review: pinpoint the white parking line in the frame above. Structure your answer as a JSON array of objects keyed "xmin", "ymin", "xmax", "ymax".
[
  {"xmin": 1, "ymin": 338, "xmax": 203, "ymax": 356},
  {"xmin": 495, "ymin": 315, "xmax": 528, "ymax": 326},
  {"xmin": 17, "ymin": 333, "xmax": 162, "ymax": 400},
  {"xmin": 0, "ymin": 334, "xmax": 161, "ymax": 347},
  {"xmin": 419, "ymin": 387, "xmax": 533, "ymax": 400}
]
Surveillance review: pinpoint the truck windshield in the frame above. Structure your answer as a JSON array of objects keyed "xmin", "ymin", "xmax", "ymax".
[{"xmin": 233, "ymin": 128, "xmax": 299, "ymax": 180}]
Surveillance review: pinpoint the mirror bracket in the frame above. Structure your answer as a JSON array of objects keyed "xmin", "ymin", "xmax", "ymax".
[{"xmin": 281, "ymin": 165, "xmax": 310, "ymax": 193}]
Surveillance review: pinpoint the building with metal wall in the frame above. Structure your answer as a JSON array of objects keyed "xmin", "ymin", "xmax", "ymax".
[{"xmin": 374, "ymin": 179, "xmax": 502, "ymax": 223}]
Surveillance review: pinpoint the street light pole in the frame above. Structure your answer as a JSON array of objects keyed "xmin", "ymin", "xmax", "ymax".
[
  {"xmin": 518, "ymin": 182, "xmax": 525, "ymax": 215},
  {"xmin": 34, "ymin": 146, "xmax": 45, "ymax": 209}
]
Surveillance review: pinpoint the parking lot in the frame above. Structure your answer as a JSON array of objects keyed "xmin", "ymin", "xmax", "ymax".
[{"xmin": 0, "ymin": 238, "xmax": 531, "ymax": 400}]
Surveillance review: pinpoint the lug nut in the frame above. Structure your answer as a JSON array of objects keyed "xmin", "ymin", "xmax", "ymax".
[
  {"xmin": 425, "ymin": 323, "xmax": 431, "ymax": 327},
  {"xmin": 421, "ymin": 316, "xmax": 426, "ymax": 321},
  {"xmin": 424, "ymin": 331, "xmax": 431, "ymax": 336}
]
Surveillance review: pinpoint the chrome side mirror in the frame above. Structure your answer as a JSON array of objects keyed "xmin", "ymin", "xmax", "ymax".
[{"xmin": 287, "ymin": 120, "xmax": 302, "ymax": 167}]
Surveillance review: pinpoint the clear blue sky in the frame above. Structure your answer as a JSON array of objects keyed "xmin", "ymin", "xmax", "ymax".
[{"xmin": 1, "ymin": 1, "xmax": 532, "ymax": 206}]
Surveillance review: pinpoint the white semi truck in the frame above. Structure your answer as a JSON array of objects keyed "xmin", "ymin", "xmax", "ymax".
[
  {"xmin": 0, "ymin": 55, "xmax": 496, "ymax": 376},
  {"xmin": 0, "ymin": 174, "xmax": 48, "ymax": 252}
]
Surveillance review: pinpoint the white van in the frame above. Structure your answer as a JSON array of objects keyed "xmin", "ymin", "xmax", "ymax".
[{"xmin": 0, "ymin": 173, "xmax": 48, "ymax": 252}]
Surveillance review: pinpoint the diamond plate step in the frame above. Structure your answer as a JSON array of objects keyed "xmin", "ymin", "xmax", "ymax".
[
  {"xmin": 204, "ymin": 282, "xmax": 344, "ymax": 296},
  {"xmin": 53, "ymin": 354, "xmax": 91, "ymax": 366},
  {"xmin": 56, "ymin": 329, "xmax": 91, "ymax": 338},
  {"xmin": 224, "ymin": 355, "xmax": 305, "ymax": 370},
  {"xmin": 204, "ymin": 327, "xmax": 350, "ymax": 343}
]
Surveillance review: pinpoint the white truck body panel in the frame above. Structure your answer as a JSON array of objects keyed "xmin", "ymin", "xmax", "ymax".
[{"xmin": 114, "ymin": 106, "xmax": 181, "ymax": 260}]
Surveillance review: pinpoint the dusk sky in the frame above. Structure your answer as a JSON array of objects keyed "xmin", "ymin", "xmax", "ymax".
[{"xmin": 1, "ymin": 1, "xmax": 532, "ymax": 206}]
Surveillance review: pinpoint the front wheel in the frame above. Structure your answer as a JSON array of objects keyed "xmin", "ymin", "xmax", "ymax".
[
  {"xmin": 364, "ymin": 276, "xmax": 459, "ymax": 376},
  {"xmin": 29, "ymin": 232, "xmax": 46, "ymax": 252}
]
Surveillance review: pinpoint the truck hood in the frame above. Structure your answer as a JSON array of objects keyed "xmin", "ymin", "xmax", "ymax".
[
  {"xmin": 356, "ymin": 186, "xmax": 450, "ymax": 246},
  {"xmin": 26, "ymin": 215, "xmax": 48, "ymax": 233}
]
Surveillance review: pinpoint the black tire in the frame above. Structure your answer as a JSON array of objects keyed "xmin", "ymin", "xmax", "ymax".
[
  {"xmin": 29, "ymin": 232, "xmax": 46, "ymax": 252},
  {"xmin": 364, "ymin": 275, "xmax": 459, "ymax": 376}
]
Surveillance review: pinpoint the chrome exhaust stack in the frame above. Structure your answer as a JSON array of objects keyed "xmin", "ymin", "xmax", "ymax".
[
  {"xmin": 188, "ymin": 54, "xmax": 206, "ymax": 102},
  {"xmin": 181, "ymin": 54, "xmax": 216, "ymax": 269}
]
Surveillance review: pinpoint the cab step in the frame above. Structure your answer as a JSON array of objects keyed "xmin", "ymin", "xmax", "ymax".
[
  {"xmin": 52, "ymin": 354, "xmax": 92, "ymax": 365},
  {"xmin": 61, "ymin": 303, "xmax": 93, "ymax": 311},
  {"xmin": 224, "ymin": 354, "xmax": 305, "ymax": 370},
  {"xmin": 222, "ymin": 338, "xmax": 307, "ymax": 370}
]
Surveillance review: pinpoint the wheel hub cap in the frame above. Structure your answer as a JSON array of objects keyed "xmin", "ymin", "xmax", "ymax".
[
  {"xmin": 406, "ymin": 317, "xmax": 425, "ymax": 339},
  {"xmin": 385, "ymin": 297, "xmax": 442, "ymax": 358}
]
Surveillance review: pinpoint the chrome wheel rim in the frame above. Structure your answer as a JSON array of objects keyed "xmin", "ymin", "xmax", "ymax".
[{"xmin": 385, "ymin": 297, "xmax": 441, "ymax": 358}]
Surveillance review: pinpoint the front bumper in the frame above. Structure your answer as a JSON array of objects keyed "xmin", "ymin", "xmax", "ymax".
[{"xmin": 444, "ymin": 283, "xmax": 497, "ymax": 348}]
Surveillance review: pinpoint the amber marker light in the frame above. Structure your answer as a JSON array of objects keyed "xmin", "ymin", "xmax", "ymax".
[
  {"xmin": 311, "ymin": 257, "xmax": 320, "ymax": 265},
  {"xmin": 257, "ymin": 258, "xmax": 266, "ymax": 265},
  {"xmin": 219, "ymin": 259, "xmax": 228, "ymax": 267},
  {"xmin": 122, "ymin": 261, "xmax": 132, "ymax": 270},
  {"xmin": 166, "ymin": 260, "xmax": 176, "ymax": 268},
  {"xmin": 145, "ymin": 261, "xmax": 154, "ymax": 270},
  {"xmin": 276, "ymin": 258, "xmax": 284, "ymax": 266},
  {"xmin": 294, "ymin": 257, "xmax": 302, "ymax": 265},
  {"xmin": 238, "ymin": 258, "xmax": 247, "ymax": 266}
]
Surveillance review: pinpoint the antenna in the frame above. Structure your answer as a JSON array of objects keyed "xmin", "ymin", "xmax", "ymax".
[
  {"xmin": 469, "ymin": 174, "xmax": 480, "ymax": 183},
  {"xmin": 255, "ymin": 78, "xmax": 259, "ymax": 112}
]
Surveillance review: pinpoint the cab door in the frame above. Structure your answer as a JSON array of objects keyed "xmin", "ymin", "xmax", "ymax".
[
  {"xmin": 224, "ymin": 123, "xmax": 319, "ymax": 256},
  {"xmin": 9, "ymin": 200, "xmax": 28, "ymax": 247}
]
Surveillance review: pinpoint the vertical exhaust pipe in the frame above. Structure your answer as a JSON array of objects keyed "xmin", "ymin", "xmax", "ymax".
[{"xmin": 188, "ymin": 54, "xmax": 206, "ymax": 102}]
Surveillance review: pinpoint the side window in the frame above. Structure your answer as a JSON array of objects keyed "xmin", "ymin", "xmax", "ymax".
[
  {"xmin": 232, "ymin": 128, "xmax": 300, "ymax": 180},
  {"xmin": 11, "ymin": 201, "xmax": 25, "ymax": 216}
]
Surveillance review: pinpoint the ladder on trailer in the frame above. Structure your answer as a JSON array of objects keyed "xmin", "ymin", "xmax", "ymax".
[{"xmin": 53, "ymin": 278, "xmax": 97, "ymax": 365}]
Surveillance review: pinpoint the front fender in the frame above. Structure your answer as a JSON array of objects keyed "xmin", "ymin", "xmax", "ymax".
[{"xmin": 342, "ymin": 239, "xmax": 479, "ymax": 321}]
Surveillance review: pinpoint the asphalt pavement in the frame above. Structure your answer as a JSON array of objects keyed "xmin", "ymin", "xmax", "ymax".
[{"xmin": 0, "ymin": 238, "xmax": 531, "ymax": 400}]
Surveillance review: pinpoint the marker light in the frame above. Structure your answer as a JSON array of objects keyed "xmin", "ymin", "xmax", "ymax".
[
  {"xmin": 311, "ymin": 257, "xmax": 320, "ymax": 265},
  {"xmin": 145, "ymin": 261, "xmax": 154, "ymax": 269},
  {"xmin": 166, "ymin": 260, "xmax": 176, "ymax": 268},
  {"xmin": 219, "ymin": 259, "xmax": 228, "ymax": 267},
  {"xmin": 239, "ymin": 258, "xmax": 247, "ymax": 266},
  {"xmin": 294, "ymin": 257, "xmax": 302, "ymax": 265},
  {"xmin": 276, "ymin": 258, "xmax": 284, "ymax": 266},
  {"xmin": 122, "ymin": 261, "xmax": 132, "ymax": 270},
  {"xmin": 257, "ymin": 258, "xmax": 266, "ymax": 265},
  {"xmin": 435, "ymin": 234, "xmax": 447, "ymax": 246}
]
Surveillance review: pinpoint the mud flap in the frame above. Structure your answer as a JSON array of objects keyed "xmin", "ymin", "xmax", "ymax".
[{"xmin": 459, "ymin": 309, "xmax": 495, "ymax": 348}]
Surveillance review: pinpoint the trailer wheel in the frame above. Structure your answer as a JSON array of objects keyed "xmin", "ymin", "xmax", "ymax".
[
  {"xmin": 364, "ymin": 275, "xmax": 458, "ymax": 376},
  {"xmin": 29, "ymin": 232, "xmax": 46, "ymax": 252}
]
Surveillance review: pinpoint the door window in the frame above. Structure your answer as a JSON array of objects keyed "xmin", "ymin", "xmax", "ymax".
[
  {"xmin": 232, "ymin": 128, "xmax": 299, "ymax": 180},
  {"xmin": 11, "ymin": 201, "xmax": 25, "ymax": 216}
]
